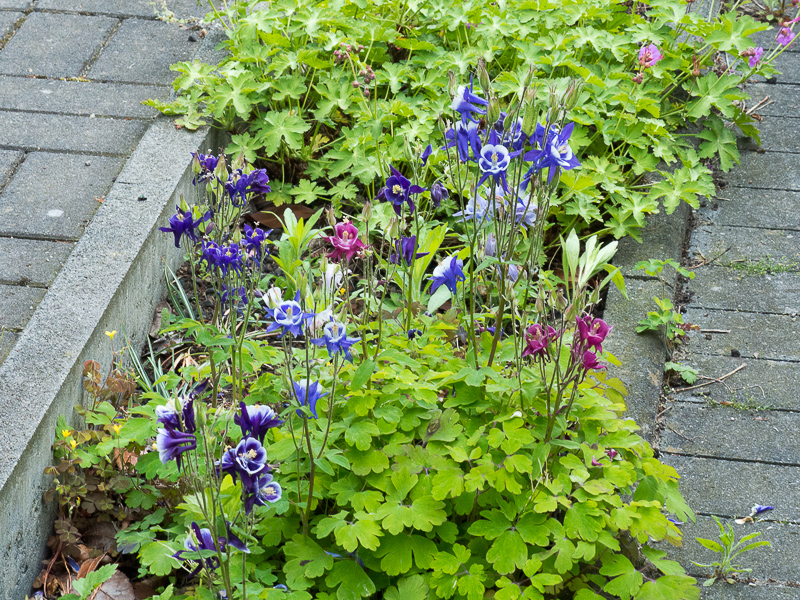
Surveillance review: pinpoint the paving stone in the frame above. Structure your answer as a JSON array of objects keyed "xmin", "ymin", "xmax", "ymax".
[
  {"xmin": 682, "ymin": 307, "xmax": 800, "ymax": 361},
  {"xmin": 701, "ymin": 584, "xmax": 800, "ymax": 600},
  {"xmin": 0, "ymin": 153, "xmax": 124, "ymax": 240},
  {"xmin": 36, "ymin": 0, "xmax": 211, "ymax": 19},
  {"xmin": 755, "ymin": 50, "xmax": 800, "ymax": 85},
  {"xmin": 661, "ymin": 454, "xmax": 800, "ymax": 522},
  {"xmin": 0, "ymin": 148, "xmax": 22, "ymax": 186},
  {"xmin": 87, "ymin": 18, "xmax": 196, "ymax": 85},
  {"xmin": 0, "ymin": 13, "xmax": 118, "ymax": 78},
  {"xmin": 656, "ymin": 514, "xmax": 800, "ymax": 584},
  {"xmin": 0, "ymin": 284, "xmax": 45, "ymax": 329},
  {"xmin": 0, "ymin": 76, "xmax": 166, "ymax": 118},
  {"xmin": 0, "ymin": 0, "xmax": 32, "ymax": 8},
  {"xmin": 720, "ymin": 151, "xmax": 800, "ymax": 191},
  {"xmin": 752, "ymin": 27, "xmax": 800, "ymax": 52},
  {"xmin": 686, "ymin": 267, "xmax": 800, "ymax": 315},
  {"xmin": 698, "ymin": 187, "xmax": 800, "ymax": 230},
  {"xmin": 689, "ymin": 225, "xmax": 800, "ymax": 265},
  {"xmin": 743, "ymin": 83, "xmax": 800, "ymax": 118},
  {"xmin": 672, "ymin": 354, "xmax": 800, "ymax": 411},
  {"xmin": 0, "ymin": 330, "xmax": 17, "ymax": 365},
  {"xmin": 613, "ymin": 202, "xmax": 689, "ymax": 279},
  {"xmin": 661, "ymin": 401, "xmax": 800, "ymax": 464},
  {"xmin": 0, "ymin": 10, "xmax": 23, "ymax": 36},
  {"xmin": 739, "ymin": 114, "xmax": 800, "ymax": 154},
  {"xmin": 0, "ymin": 237, "xmax": 74, "ymax": 286},
  {"xmin": 0, "ymin": 111, "xmax": 147, "ymax": 154}
]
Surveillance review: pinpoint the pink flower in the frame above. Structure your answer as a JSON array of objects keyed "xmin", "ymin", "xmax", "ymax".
[
  {"xmin": 777, "ymin": 26, "xmax": 795, "ymax": 46},
  {"xmin": 748, "ymin": 46, "xmax": 764, "ymax": 68},
  {"xmin": 638, "ymin": 43, "xmax": 662, "ymax": 68},
  {"xmin": 521, "ymin": 323, "xmax": 559, "ymax": 359},
  {"xmin": 575, "ymin": 315, "xmax": 612, "ymax": 353},
  {"xmin": 326, "ymin": 221, "xmax": 367, "ymax": 262},
  {"xmin": 581, "ymin": 350, "xmax": 606, "ymax": 372},
  {"xmin": 606, "ymin": 449, "xmax": 619, "ymax": 459},
  {"xmin": 591, "ymin": 456, "xmax": 602, "ymax": 467}
]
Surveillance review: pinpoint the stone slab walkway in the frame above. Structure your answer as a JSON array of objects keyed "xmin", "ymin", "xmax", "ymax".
[
  {"xmin": 652, "ymin": 43, "xmax": 800, "ymax": 596},
  {"xmin": 0, "ymin": 0, "xmax": 209, "ymax": 365}
]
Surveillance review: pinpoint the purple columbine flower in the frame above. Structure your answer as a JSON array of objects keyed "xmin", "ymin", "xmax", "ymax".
[
  {"xmin": 265, "ymin": 291, "xmax": 314, "ymax": 338},
  {"xmin": 156, "ymin": 427, "xmax": 197, "ymax": 469},
  {"xmin": 477, "ymin": 129, "xmax": 519, "ymax": 193},
  {"xmin": 192, "ymin": 152, "xmax": 219, "ymax": 184},
  {"xmin": 638, "ymin": 43, "xmax": 662, "ymax": 68},
  {"xmin": 174, "ymin": 523, "xmax": 224, "ymax": 577},
  {"xmin": 453, "ymin": 194, "xmax": 491, "ymax": 223},
  {"xmin": 243, "ymin": 472, "xmax": 282, "ymax": 514},
  {"xmin": 521, "ymin": 323, "xmax": 559, "ymax": 359},
  {"xmin": 389, "ymin": 236, "xmax": 428, "ymax": 267},
  {"xmin": 430, "ymin": 180, "xmax": 449, "ymax": 207},
  {"xmin": 311, "ymin": 319, "xmax": 361, "ymax": 362},
  {"xmin": 443, "ymin": 121, "xmax": 482, "ymax": 163},
  {"xmin": 221, "ymin": 284, "xmax": 247, "ymax": 309},
  {"xmin": 243, "ymin": 224, "xmax": 271, "ymax": 262},
  {"xmin": 430, "ymin": 254, "xmax": 466, "ymax": 296},
  {"xmin": 326, "ymin": 220, "xmax": 367, "ymax": 262},
  {"xmin": 752, "ymin": 504, "xmax": 774, "ymax": 515},
  {"xmin": 377, "ymin": 165, "xmax": 426, "ymax": 216},
  {"xmin": 407, "ymin": 328, "xmax": 423, "ymax": 340},
  {"xmin": 231, "ymin": 437, "xmax": 268, "ymax": 476},
  {"xmin": 777, "ymin": 26, "xmax": 795, "ymax": 46},
  {"xmin": 293, "ymin": 379, "xmax": 328, "ymax": 419},
  {"xmin": 451, "ymin": 82, "xmax": 488, "ymax": 123},
  {"xmin": 524, "ymin": 123, "xmax": 581, "ymax": 184},
  {"xmin": 159, "ymin": 206, "xmax": 211, "ymax": 248},
  {"xmin": 201, "ymin": 241, "xmax": 245, "ymax": 277},
  {"xmin": 225, "ymin": 169, "xmax": 271, "ymax": 207},
  {"xmin": 576, "ymin": 315, "xmax": 612, "ymax": 353},
  {"xmin": 235, "ymin": 402, "xmax": 284, "ymax": 444},
  {"xmin": 420, "ymin": 144, "xmax": 433, "ymax": 166}
]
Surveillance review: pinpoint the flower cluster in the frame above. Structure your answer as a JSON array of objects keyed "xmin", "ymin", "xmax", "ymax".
[
  {"xmin": 218, "ymin": 424, "xmax": 282, "ymax": 514},
  {"xmin": 201, "ymin": 241, "xmax": 245, "ymax": 277},
  {"xmin": 522, "ymin": 323, "xmax": 560, "ymax": 360},
  {"xmin": 159, "ymin": 206, "xmax": 211, "ymax": 249}
]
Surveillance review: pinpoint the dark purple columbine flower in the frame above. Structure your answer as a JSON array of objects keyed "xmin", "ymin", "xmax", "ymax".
[
  {"xmin": 430, "ymin": 254, "xmax": 466, "ymax": 296},
  {"xmin": 311, "ymin": 319, "xmax": 361, "ymax": 362},
  {"xmin": 243, "ymin": 472, "xmax": 282, "ymax": 514},
  {"xmin": 174, "ymin": 523, "xmax": 223, "ymax": 577},
  {"xmin": 443, "ymin": 121, "xmax": 481, "ymax": 163},
  {"xmin": 235, "ymin": 402, "xmax": 284, "ymax": 444},
  {"xmin": 377, "ymin": 165, "xmax": 425, "ymax": 216},
  {"xmin": 159, "ymin": 206, "xmax": 211, "ymax": 248},
  {"xmin": 293, "ymin": 379, "xmax": 328, "ymax": 419},
  {"xmin": 265, "ymin": 291, "xmax": 314, "ymax": 338},
  {"xmin": 521, "ymin": 323, "xmax": 559, "ymax": 359},
  {"xmin": 326, "ymin": 221, "xmax": 367, "ymax": 262},
  {"xmin": 231, "ymin": 436, "xmax": 268, "ymax": 477},
  {"xmin": 155, "ymin": 397, "xmax": 196, "ymax": 434},
  {"xmin": 389, "ymin": 236, "xmax": 428, "ymax": 268},
  {"xmin": 450, "ymin": 82, "xmax": 488, "ymax": 123},
  {"xmin": 192, "ymin": 152, "xmax": 219, "ymax": 185},
  {"xmin": 420, "ymin": 144, "xmax": 433, "ymax": 166},
  {"xmin": 224, "ymin": 169, "xmax": 271, "ymax": 207},
  {"xmin": 200, "ymin": 241, "xmax": 245, "ymax": 277},
  {"xmin": 243, "ymin": 224, "xmax": 271, "ymax": 262},
  {"xmin": 524, "ymin": 123, "xmax": 581, "ymax": 184},
  {"xmin": 156, "ymin": 427, "xmax": 197, "ymax": 470},
  {"xmin": 407, "ymin": 328, "xmax": 423, "ymax": 340},
  {"xmin": 576, "ymin": 315, "xmax": 612, "ymax": 353},
  {"xmin": 156, "ymin": 403, "xmax": 180, "ymax": 430},
  {"xmin": 477, "ymin": 129, "xmax": 520, "ymax": 193},
  {"xmin": 430, "ymin": 180, "xmax": 449, "ymax": 207}
]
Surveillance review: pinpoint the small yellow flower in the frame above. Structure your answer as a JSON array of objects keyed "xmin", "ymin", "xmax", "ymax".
[
  {"xmin": 70, "ymin": 439, "xmax": 77, "ymax": 450},
  {"xmin": 339, "ymin": 287, "xmax": 346, "ymax": 295},
  {"xmin": 62, "ymin": 429, "xmax": 71, "ymax": 438},
  {"xmin": 105, "ymin": 330, "xmax": 117, "ymax": 340},
  {"xmin": 113, "ymin": 424, "xmax": 121, "ymax": 435}
]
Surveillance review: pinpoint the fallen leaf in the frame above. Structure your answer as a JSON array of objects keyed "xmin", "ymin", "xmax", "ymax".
[
  {"xmin": 248, "ymin": 204, "xmax": 315, "ymax": 229},
  {"xmin": 96, "ymin": 570, "xmax": 136, "ymax": 600}
]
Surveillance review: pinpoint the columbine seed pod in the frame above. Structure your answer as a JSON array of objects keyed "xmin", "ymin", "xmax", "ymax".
[
  {"xmin": 326, "ymin": 207, "xmax": 337, "ymax": 227},
  {"xmin": 387, "ymin": 217, "xmax": 400, "ymax": 240},
  {"xmin": 521, "ymin": 105, "xmax": 538, "ymax": 137},
  {"xmin": 523, "ymin": 66, "xmax": 535, "ymax": 89},
  {"xmin": 448, "ymin": 70, "xmax": 458, "ymax": 98},
  {"xmin": 487, "ymin": 95, "xmax": 501, "ymax": 124},
  {"xmin": 503, "ymin": 104, "xmax": 517, "ymax": 130},
  {"xmin": 362, "ymin": 200, "xmax": 373, "ymax": 222},
  {"xmin": 565, "ymin": 81, "xmax": 583, "ymax": 110},
  {"xmin": 477, "ymin": 58, "xmax": 491, "ymax": 95}
]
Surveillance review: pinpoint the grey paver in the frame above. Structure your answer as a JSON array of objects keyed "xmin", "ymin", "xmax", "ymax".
[
  {"xmin": 87, "ymin": 18, "xmax": 197, "ymax": 84},
  {"xmin": 662, "ymin": 454, "xmax": 800, "ymax": 522},
  {"xmin": 689, "ymin": 224, "xmax": 800, "ymax": 264},
  {"xmin": 683, "ymin": 307, "xmax": 800, "ymax": 361},
  {"xmin": 698, "ymin": 186, "xmax": 800, "ymax": 230},
  {"xmin": 657, "ymin": 515, "xmax": 800, "ymax": 584},
  {"xmin": 0, "ymin": 76, "xmax": 167, "ymax": 118},
  {"xmin": 743, "ymin": 83, "xmax": 800, "ymax": 118},
  {"xmin": 686, "ymin": 267, "xmax": 800, "ymax": 315},
  {"xmin": 721, "ymin": 150, "xmax": 800, "ymax": 191},
  {"xmin": 739, "ymin": 114, "xmax": 800, "ymax": 154},
  {"xmin": 701, "ymin": 585, "xmax": 800, "ymax": 600},
  {"xmin": 661, "ymin": 401, "xmax": 800, "ymax": 464},
  {"xmin": 0, "ymin": 153, "xmax": 124, "ymax": 240},
  {"xmin": 756, "ymin": 49, "xmax": 800, "ymax": 85},
  {"xmin": 0, "ymin": 13, "xmax": 118, "ymax": 78},
  {"xmin": 0, "ymin": 10, "xmax": 23, "ymax": 37},
  {"xmin": 613, "ymin": 202, "xmax": 689, "ymax": 279},
  {"xmin": 752, "ymin": 27, "xmax": 800, "ymax": 53},
  {"xmin": 673, "ymin": 354, "xmax": 800, "ymax": 411},
  {"xmin": 0, "ymin": 0, "xmax": 32, "ymax": 8},
  {"xmin": 0, "ymin": 284, "xmax": 45, "ymax": 329},
  {"xmin": 0, "ymin": 237, "xmax": 75, "ymax": 286},
  {"xmin": 0, "ymin": 330, "xmax": 17, "ymax": 365},
  {"xmin": 0, "ymin": 111, "xmax": 147, "ymax": 154},
  {"xmin": 36, "ymin": 0, "xmax": 211, "ymax": 19},
  {"xmin": 0, "ymin": 148, "xmax": 22, "ymax": 187}
]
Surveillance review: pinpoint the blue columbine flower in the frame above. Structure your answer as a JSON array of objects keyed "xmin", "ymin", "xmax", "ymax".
[
  {"xmin": 235, "ymin": 401, "xmax": 284, "ymax": 444},
  {"xmin": 293, "ymin": 379, "xmax": 328, "ymax": 419},
  {"xmin": 159, "ymin": 206, "xmax": 211, "ymax": 248},
  {"xmin": 311, "ymin": 319, "xmax": 361, "ymax": 362},
  {"xmin": 243, "ymin": 472, "xmax": 283, "ymax": 514},
  {"xmin": 752, "ymin": 504, "xmax": 775, "ymax": 515},
  {"xmin": 224, "ymin": 169, "xmax": 271, "ymax": 207},
  {"xmin": 451, "ymin": 82, "xmax": 488, "ymax": 123},
  {"xmin": 524, "ymin": 122, "xmax": 581, "ymax": 184},
  {"xmin": 156, "ymin": 427, "xmax": 197, "ymax": 469},
  {"xmin": 265, "ymin": 291, "xmax": 314, "ymax": 338},
  {"xmin": 377, "ymin": 165, "xmax": 426, "ymax": 216},
  {"xmin": 201, "ymin": 241, "xmax": 245, "ymax": 277},
  {"xmin": 420, "ymin": 144, "xmax": 433, "ymax": 166},
  {"xmin": 477, "ymin": 129, "xmax": 520, "ymax": 193},
  {"xmin": 430, "ymin": 180, "xmax": 449, "ymax": 207},
  {"xmin": 514, "ymin": 190, "xmax": 538, "ymax": 228},
  {"xmin": 430, "ymin": 254, "xmax": 466, "ymax": 295},
  {"xmin": 389, "ymin": 236, "xmax": 428, "ymax": 268},
  {"xmin": 454, "ymin": 194, "xmax": 491, "ymax": 224},
  {"xmin": 443, "ymin": 121, "xmax": 481, "ymax": 163},
  {"xmin": 174, "ymin": 523, "xmax": 224, "ymax": 577},
  {"xmin": 192, "ymin": 152, "xmax": 219, "ymax": 184},
  {"xmin": 243, "ymin": 224, "xmax": 271, "ymax": 262}
]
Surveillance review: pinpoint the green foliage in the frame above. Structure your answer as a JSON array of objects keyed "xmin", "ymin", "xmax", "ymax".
[
  {"xmin": 150, "ymin": 0, "xmax": 772, "ymax": 237},
  {"xmin": 58, "ymin": 564, "xmax": 117, "ymax": 600},
  {"xmin": 664, "ymin": 362, "xmax": 698, "ymax": 385},
  {"xmin": 636, "ymin": 296, "xmax": 687, "ymax": 341},
  {"xmin": 693, "ymin": 516, "xmax": 771, "ymax": 586}
]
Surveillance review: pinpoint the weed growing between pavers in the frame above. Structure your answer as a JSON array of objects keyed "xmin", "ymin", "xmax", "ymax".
[{"xmin": 38, "ymin": 84, "xmax": 703, "ymax": 599}]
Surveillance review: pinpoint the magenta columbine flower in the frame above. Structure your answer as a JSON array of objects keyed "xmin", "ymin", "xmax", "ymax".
[
  {"xmin": 430, "ymin": 254, "xmax": 466, "ymax": 295},
  {"xmin": 326, "ymin": 220, "xmax": 367, "ymax": 262},
  {"xmin": 311, "ymin": 319, "xmax": 361, "ymax": 362},
  {"xmin": 777, "ymin": 26, "xmax": 795, "ymax": 46},
  {"xmin": 581, "ymin": 350, "xmax": 606, "ymax": 372},
  {"xmin": 266, "ymin": 291, "xmax": 314, "ymax": 338},
  {"xmin": 235, "ymin": 402, "xmax": 284, "ymax": 444},
  {"xmin": 159, "ymin": 206, "xmax": 211, "ymax": 248},
  {"xmin": 389, "ymin": 236, "xmax": 428, "ymax": 267},
  {"xmin": 451, "ymin": 82, "xmax": 488, "ymax": 123},
  {"xmin": 521, "ymin": 323, "xmax": 559, "ymax": 359},
  {"xmin": 638, "ymin": 43, "xmax": 662, "ymax": 68},
  {"xmin": 576, "ymin": 315, "xmax": 612, "ymax": 353},
  {"xmin": 378, "ymin": 165, "xmax": 425, "ymax": 215},
  {"xmin": 293, "ymin": 379, "xmax": 328, "ymax": 419}
]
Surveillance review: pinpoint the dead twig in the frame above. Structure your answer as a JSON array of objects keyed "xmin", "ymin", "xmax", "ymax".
[
  {"xmin": 677, "ymin": 363, "xmax": 746, "ymax": 392},
  {"xmin": 700, "ymin": 329, "xmax": 730, "ymax": 334}
]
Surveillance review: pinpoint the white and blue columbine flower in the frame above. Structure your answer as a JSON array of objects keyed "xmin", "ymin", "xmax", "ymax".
[
  {"xmin": 477, "ymin": 129, "xmax": 521, "ymax": 193},
  {"xmin": 450, "ymin": 81, "xmax": 488, "ymax": 123},
  {"xmin": 311, "ymin": 319, "xmax": 361, "ymax": 363},
  {"xmin": 430, "ymin": 254, "xmax": 466, "ymax": 296},
  {"xmin": 265, "ymin": 291, "xmax": 314, "ymax": 338}
]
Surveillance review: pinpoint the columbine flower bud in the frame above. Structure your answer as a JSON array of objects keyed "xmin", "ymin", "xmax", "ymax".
[
  {"xmin": 565, "ymin": 80, "xmax": 582, "ymax": 110},
  {"xmin": 523, "ymin": 66, "xmax": 535, "ymax": 89},
  {"xmin": 521, "ymin": 106, "xmax": 537, "ymax": 137},
  {"xmin": 503, "ymin": 109, "xmax": 516, "ymax": 131},
  {"xmin": 477, "ymin": 58, "xmax": 491, "ymax": 95},
  {"xmin": 554, "ymin": 290, "xmax": 567, "ymax": 311},
  {"xmin": 215, "ymin": 154, "xmax": 228, "ymax": 182},
  {"xmin": 326, "ymin": 207, "xmax": 337, "ymax": 227},
  {"xmin": 191, "ymin": 153, "xmax": 202, "ymax": 175},
  {"xmin": 487, "ymin": 96, "xmax": 501, "ymax": 124},
  {"xmin": 362, "ymin": 201, "xmax": 373, "ymax": 222},
  {"xmin": 548, "ymin": 85, "xmax": 560, "ymax": 115},
  {"xmin": 448, "ymin": 70, "xmax": 458, "ymax": 98},
  {"xmin": 387, "ymin": 217, "xmax": 400, "ymax": 239}
]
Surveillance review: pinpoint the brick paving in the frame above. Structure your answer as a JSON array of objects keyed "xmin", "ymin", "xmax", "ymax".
[{"xmin": 0, "ymin": 0, "xmax": 208, "ymax": 365}]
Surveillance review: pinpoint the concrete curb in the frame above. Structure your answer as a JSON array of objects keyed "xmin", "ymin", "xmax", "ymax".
[{"xmin": 0, "ymin": 116, "xmax": 223, "ymax": 599}]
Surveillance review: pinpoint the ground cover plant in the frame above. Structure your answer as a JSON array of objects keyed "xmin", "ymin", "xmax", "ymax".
[
  {"xmin": 37, "ymin": 71, "xmax": 711, "ymax": 600},
  {"xmin": 150, "ymin": 0, "xmax": 796, "ymax": 242}
]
